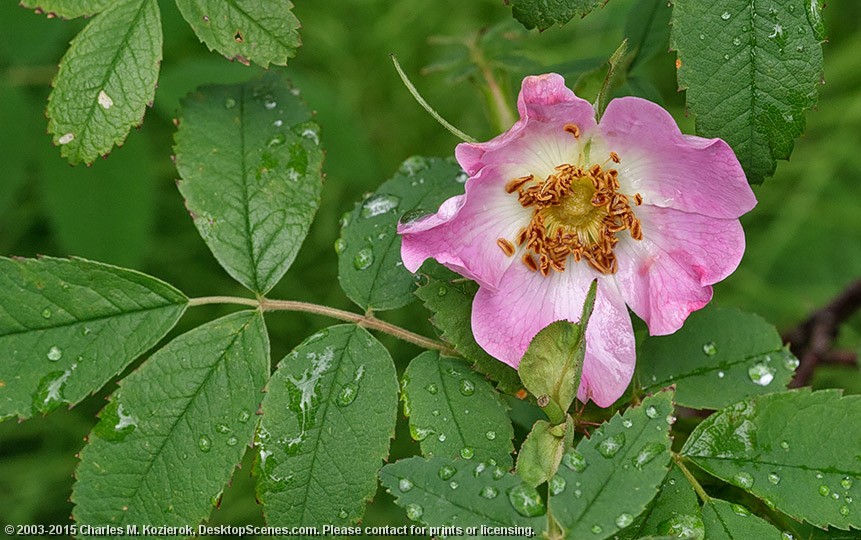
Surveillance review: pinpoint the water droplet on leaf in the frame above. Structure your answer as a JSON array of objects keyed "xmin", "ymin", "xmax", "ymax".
[
  {"xmin": 507, "ymin": 483, "xmax": 546, "ymax": 517},
  {"xmin": 632, "ymin": 443, "xmax": 665, "ymax": 469},
  {"xmin": 598, "ymin": 433, "xmax": 626, "ymax": 458},
  {"xmin": 460, "ymin": 447, "xmax": 475, "ymax": 459},
  {"xmin": 702, "ymin": 341, "xmax": 717, "ymax": 355},
  {"xmin": 616, "ymin": 513, "xmax": 634, "ymax": 528},
  {"xmin": 480, "ymin": 486, "xmax": 498, "ymax": 499},
  {"xmin": 733, "ymin": 472, "xmax": 754, "ymax": 488},
  {"xmin": 459, "ymin": 379, "xmax": 475, "ymax": 396},
  {"xmin": 438, "ymin": 465, "xmax": 457, "ymax": 480},
  {"xmin": 768, "ymin": 472, "xmax": 781, "ymax": 484},
  {"xmin": 47, "ymin": 346, "xmax": 62, "ymax": 362},
  {"xmin": 549, "ymin": 475, "xmax": 566, "ymax": 495},
  {"xmin": 361, "ymin": 193, "xmax": 401, "ymax": 218},
  {"xmin": 562, "ymin": 449, "xmax": 588, "ymax": 472},
  {"xmin": 198, "ymin": 435, "xmax": 212, "ymax": 452},
  {"xmin": 748, "ymin": 363, "xmax": 776, "ymax": 386},
  {"xmin": 405, "ymin": 503, "xmax": 423, "ymax": 521},
  {"xmin": 645, "ymin": 406, "xmax": 659, "ymax": 418},
  {"xmin": 353, "ymin": 248, "xmax": 374, "ymax": 270},
  {"xmin": 398, "ymin": 478, "xmax": 413, "ymax": 492},
  {"xmin": 485, "ymin": 430, "xmax": 497, "ymax": 440}
]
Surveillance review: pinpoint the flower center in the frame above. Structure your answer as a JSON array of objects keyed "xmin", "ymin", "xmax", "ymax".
[{"xmin": 497, "ymin": 125, "xmax": 643, "ymax": 275}]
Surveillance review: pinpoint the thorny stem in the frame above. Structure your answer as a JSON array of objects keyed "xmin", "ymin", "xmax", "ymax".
[
  {"xmin": 188, "ymin": 296, "xmax": 456, "ymax": 355},
  {"xmin": 672, "ymin": 453, "xmax": 711, "ymax": 503}
]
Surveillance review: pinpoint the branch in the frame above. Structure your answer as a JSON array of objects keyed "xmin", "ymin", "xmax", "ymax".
[{"xmin": 784, "ymin": 279, "xmax": 861, "ymax": 387}]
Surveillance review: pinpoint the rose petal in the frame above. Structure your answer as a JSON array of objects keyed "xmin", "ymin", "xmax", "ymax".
[
  {"xmin": 471, "ymin": 261, "xmax": 635, "ymax": 406},
  {"xmin": 600, "ymin": 96, "xmax": 756, "ymax": 219},
  {"xmin": 399, "ymin": 166, "xmax": 531, "ymax": 289},
  {"xmin": 613, "ymin": 204, "xmax": 746, "ymax": 335},
  {"xmin": 456, "ymin": 73, "xmax": 597, "ymax": 178}
]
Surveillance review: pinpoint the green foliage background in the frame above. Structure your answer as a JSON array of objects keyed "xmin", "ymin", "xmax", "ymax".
[{"xmin": 1, "ymin": 0, "xmax": 859, "ymax": 534}]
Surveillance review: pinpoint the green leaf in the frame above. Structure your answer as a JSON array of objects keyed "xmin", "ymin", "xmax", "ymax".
[
  {"xmin": 625, "ymin": 0, "xmax": 672, "ymax": 71},
  {"xmin": 0, "ymin": 257, "xmax": 187, "ymax": 422},
  {"xmin": 516, "ymin": 417, "xmax": 575, "ymax": 488},
  {"xmin": 47, "ymin": 0, "xmax": 162, "ymax": 165},
  {"xmin": 414, "ymin": 265, "xmax": 522, "ymax": 395},
  {"xmin": 551, "ymin": 390, "xmax": 675, "ymax": 539},
  {"xmin": 402, "ymin": 352, "xmax": 514, "ymax": 469},
  {"xmin": 509, "ymin": 0, "xmax": 603, "ymax": 31},
  {"xmin": 616, "ymin": 465, "xmax": 704, "ymax": 540},
  {"xmin": 175, "ymin": 74, "xmax": 324, "ymax": 295},
  {"xmin": 380, "ymin": 456, "xmax": 547, "ymax": 534},
  {"xmin": 175, "ymin": 0, "xmax": 300, "ymax": 68},
  {"xmin": 254, "ymin": 325, "xmax": 398, "ymax": 526},
  {"xmin": 637, "ymin": 306, "xmax": 797, "ymax": 410},
  {"xmin": 519, "ymin": 280, "xmax": 595, "ymax": 423},
  {"xmin": 671, "ymin": 0, "xmax": 825, "ymax": 183},
  {"xmin": 702, "ymin": 499, "xmax": 783, "ymax": 539},
  {"xmin": 72, "ymin": 311, "xmax": 269, "ymax": 528},
  {"xmin": 338, "ymin": 156, "xmax": 467, "ymax": 311},
  {"xmin": 19, "ymin": 0, "xmax": 112, "ymax": 18},
  {"xmin": 682, "ymin": 389, "xmax": 861, "ymax": 530},
  {"xmin": 40, "ymin": 134, "xmax": 156, "ymax": 268}
]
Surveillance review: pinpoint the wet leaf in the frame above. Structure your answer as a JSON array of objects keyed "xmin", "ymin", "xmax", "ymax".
[
  {"xmin": 402, "ymin": 352, "xmax": 514, "ymax": 469},
  {"xmin": 47, "ymin": 0, "xmax": 162, "ymax": 164},
  {"xmin": 637, "ymin": 306, "xmax": 797, "ymax": 410},
  {"xmin": 0, "ymin": 257, "xmax": 186, "ymax": 421},
  {"xmin": 175, "ymin": 74, "xmax": 323, "ymax": 294},
  {"xmin": 702, "ymin": 499, "xmax": 782, "ymax": 539},
  {"xmin": 509, "ymin": 0, "xmax": 604, "ymax": 31},
  {"xmin": 380, "ymin": 456, "xmax": 546, "ymax": 534},
  {"xmin": 73, "ymin": 311, "xmax": 268, "ymax": 528},
  {"xmin": 255, "ymin": 325, "xmax": 398, "ymax": 526},
  {"xmin": 682, "ymin": 389, "xmax": 861, "ymax": 530}
]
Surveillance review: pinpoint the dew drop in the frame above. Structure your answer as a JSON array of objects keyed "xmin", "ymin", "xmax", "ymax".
[
  {"xmin": 425, "ymin": 383, "xmax": 438, "ymax": 394},
  {"xmin": 334, "ymin": 238, "xmax": 347, "ymax": 254},
  {"xmin": 353, "ymin": 248, "xmax": 374, "ymax": 270},
  {"xmin": 438, "ymin": 465, "xmax": 457, "ymax": 481},
  {"xmin": 398, "ymin": 478, "xmax": 414, "ymax": 492},
  {"xmin": 405, "ymin": 503, "xmax": 423, "ymax": 521},
  {"xmin": 339, "ymin": 509, "xmax": 349, "ymax": 519},
  {"xmin": 645, "ymin": 405, "xmax": 659, "ymax": 418},
  {"xmin": 267, "ymin": 133, "xmax": 286, "ymax": 147},
  {"xmin": 47, "ymin": 346, "xmax": 62, "ymax": 362},
  {"xmin": 507, "ymin": 484, "xmax": 546, "ymax": 517},
  {"xmin": 733, "ymin": 472, "xmax": 754, "ymax": 489},
  {"xmin": 437, "ymin": 433, "xmax": 446, "ymax": 442},
  {"xmin": 238, "ymin": 410, "xmax": 251, "ymax": 423},
  {"xmin": 632, "ymin": 443, "xmax": 666, "ymax": 469},
  {"xmin": 780, "ymin": 440, "xmax": 790, "ymax": 450},
  {"xmin": 598, "ymin": 433, "xmax": 626, "ymax": 458},
  {"xmin": 480, "ymin": 486, "xmax": 499, "ymax": 499},
  {"xmin": 721, "ymin": 11, "xmax": 732, "ymax": 20},
  {"xmin": 732, "ymin": 504, "xmax": 751, "ymax": 516},
  {"xmin": 449, "ymin": 481, "xmax": 459, "ymax": 490},
  {"xmin": 591, "ymin": 525, "xmax": 603, "ymax": 535},
  {"xmin": 273, "ymin": 119, "xmax": 283, "ymax": 127},
  {"xmin": 717, "ymin": 370, "xmax": 726, "ymax": 379},
  {"xmin": 485, "ymin": 430, "xmax": 497, "ymax": 440},
  {"xmin": 702, "ymin": 341, "xmax": 718, "ymax": 355},
  {"xmin": 781, "ymin": 532, "xmax": 795, "ymax": 540},
  {"xmin": 657, "ymin": 513, "xmax": 705, "ymax": 538},
  {"xmin": 437, "ymin": 286, "xmax": 447, "ymax": 297},
  {"xmin": 768, "ymin": 472, "xmax": 781, "ymax": 485},
  {"xmin": 562, "ymin": 449, "xmax": 588, "ymax": 472},
  {"xmin": 549, "ymin": 475, "xmax": 566, "ymax": 495},
  {"xmin": 783, "ymin": 355, "xmax": 800, "ymax": 371},
  {"xmin": 699, "ymin": 33, "xmax": 705, "ymax": 40},
  {"xmin": 215, "ymin": 423, "xmax": 230, "ymax": 434},
  {"xmin": 616, "ymin": 513, "xmax": 634, "ymax": 528},
  {"xmin": 224, "ymin": 97, "xmax": 236, "ymax": 109},
  {"xmin": 58, "ymin": 133, "xmax": 74, "ymax": 145},
  {"xmin": 574, "ymin": 489, "xmax": 582, "ymax": 498},
  {"xmin": 198, "ymin": 435, "xmax": 212, "ymax": 452},
  {"xmin": 473, "ymin": 463, "xmax": 486, "ymax": 477},
  {"xmin": 459, "ymin": 379, "xmax": 475, "ymax": 396},
  {"xmin": 622, "ymin": 419, "xmax": 633, "ymax": 428},
  {"xmin": 819, "ymin": 485, "xmax": 830, "ymax": 496},
  {"xmin": 841, "ymin": 477, "xmax": 853, "ymax": 489},
  {"xmin": 264, "ymin": 99, "xmax": 277, "ymax": 110},
  {"xmin": 748, "ymin": 363, "xmax": 776, "ymax": 386},
  {"xmin": 492, "ymin": 466, "xmax": 506, "ymax": 480},
  {"xmin": 733, "ymin": 37, "xmax": 742, "ymax": 46},
  {"xmin": 460, "ymin": 447, "xmax": 475, "ymax": 460},
  {"xmin": 336, "ymin": 382, "xmax": 358, "ymax": 407},
  {"xmin": 840, "ymin": 505, "xmax": 850, "ymax": 516},
  {"xmin": 409, "ymin": 425, "xmax": 432, "ymax": 441},
  {"xmin": 832, "ymin": 492, "xmax": 840, "ymax": 500},
  {"xmin": 361, "ymin": 193, "xmax": 401, "ymax": 218}
]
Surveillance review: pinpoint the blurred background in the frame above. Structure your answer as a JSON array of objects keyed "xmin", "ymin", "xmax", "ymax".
[{"xmin": 1, "ymin": 0, "xmax": 859, "ymax": 534}]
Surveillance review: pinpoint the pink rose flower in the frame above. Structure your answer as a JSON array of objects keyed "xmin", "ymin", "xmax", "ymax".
[{"xmin": 398, "ymin": 74, "xmax": 756, "ymax": 406}]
